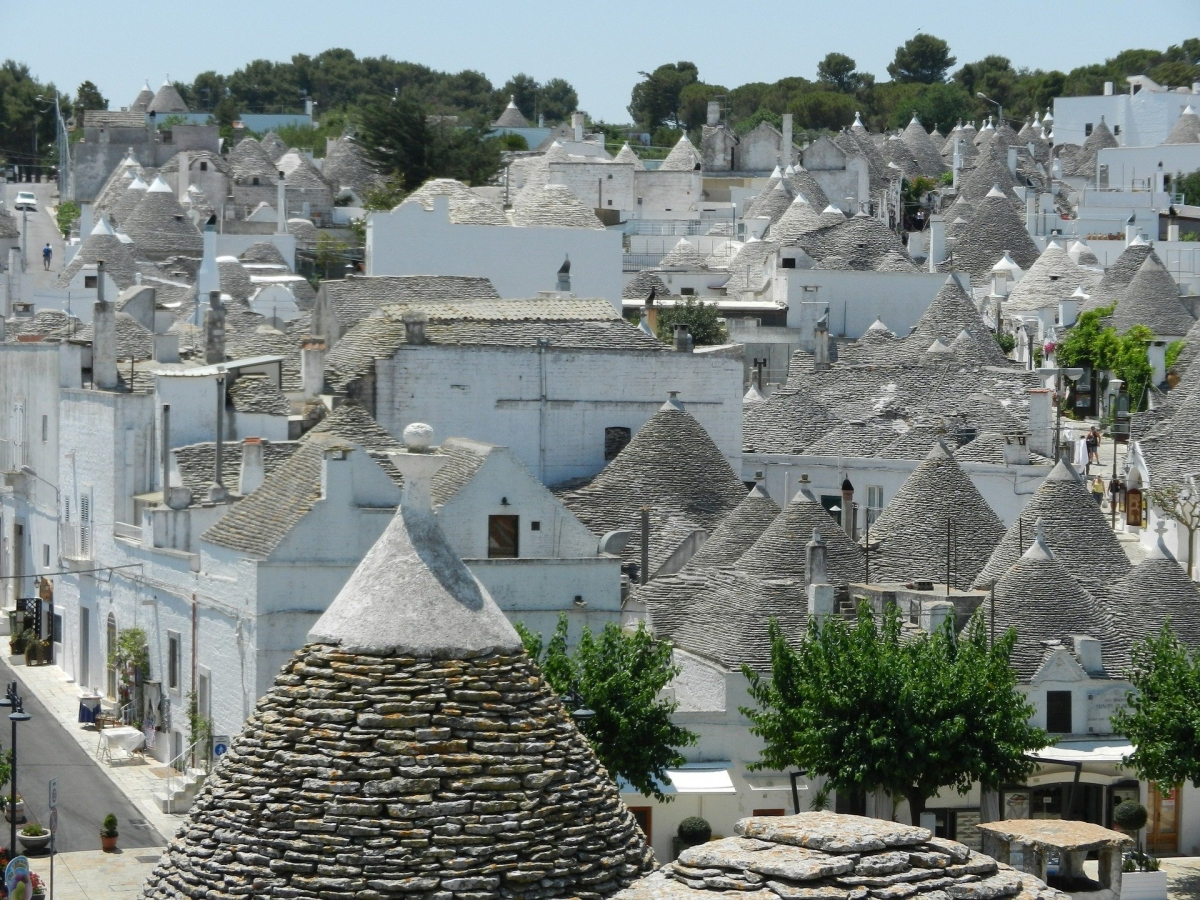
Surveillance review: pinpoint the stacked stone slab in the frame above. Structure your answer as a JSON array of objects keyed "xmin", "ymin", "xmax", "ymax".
[
  {"xmin": 616, "ymin": 812, "xmax": 1068, "ymax": 900},
  {"xmin": 140, "ymin": 429, "xmax": 653, "ymax": 900}
]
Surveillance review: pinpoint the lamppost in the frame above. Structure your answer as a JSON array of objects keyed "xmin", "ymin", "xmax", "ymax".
[
  {"xmin": 0, "ymin": 682, "xmax": 31, "ymax": 858},
  {"xmin": 1107, "ymin": 378, "xmax": 1124, "ymax": 529},
  {"xmin": 35, "ymin": 94, "xmax": 67, "ymax": 198},
  {"xmin": 1048, "ymin": 367, "xmax": 1085, "ymax": 461},
  {"xmin": 977, "ymin": 92, "xmax": 1003, "ymax": 130}
]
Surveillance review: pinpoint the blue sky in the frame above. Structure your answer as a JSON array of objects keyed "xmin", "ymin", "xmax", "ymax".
[{"xmin": 2, "ymin": 0, "xmax": 1195, "ymax": 122}]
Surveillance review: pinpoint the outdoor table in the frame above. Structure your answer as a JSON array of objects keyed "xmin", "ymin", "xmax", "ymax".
[
  {"xmin": 97, "ymin": 725, "xmax": 145, "ymax": 763},
  {"xmin": 78, "ymin": 694, "xmax": 102, "ymax": 724}
]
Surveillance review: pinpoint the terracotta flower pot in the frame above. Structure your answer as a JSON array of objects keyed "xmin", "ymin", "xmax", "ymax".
[{"xmin": 101, "ymin": 834, "xmax": 118, "ymax": 851}]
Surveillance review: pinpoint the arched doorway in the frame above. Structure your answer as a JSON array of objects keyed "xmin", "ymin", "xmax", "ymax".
[{"xmin": 105, "ymin": 614, "xmax": 118, "ymax": 700}]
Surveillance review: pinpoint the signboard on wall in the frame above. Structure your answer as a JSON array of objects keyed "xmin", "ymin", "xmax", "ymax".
[{"xmin": 1126, "ymin": 488, "xmax": 1143, "ymax": 528}]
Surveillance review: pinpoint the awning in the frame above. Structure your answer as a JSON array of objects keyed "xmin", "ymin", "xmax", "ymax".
[
  {"xmin": 617, "ymin": 762, "xmax": 737, "ymax": 796},
  {"xmin": 1030, "ymin": 742, "xmax": 1134, "ymax": 765}
]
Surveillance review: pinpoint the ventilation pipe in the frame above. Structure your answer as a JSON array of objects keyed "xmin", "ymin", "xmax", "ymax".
[
  {"xmin": 572, "ymin": 112, "xmax": 584, "ymax": 143},
  {"xmin": 928, "ymin": 216, "xmax": 946, "ymax": 270},
  {"xmin": 812, "ymin": 311, "xmax": 830, "ymax": 370},
  {"xmin": 161, "ymin": 404, "xmax": 171, "ymax": 497},
  {"xmin": 840, "ymin": 478, "xmax": 855, "ymax": 539},
  {"xmin": 781, "ymin": 113, "xmax": 793, "ymax": 166},
  {"xmin": 1006, "ymin": 146, "xmax": 1018, "ymax": 176},
  {"xmin": 208, "ymin": 371, "xmax": 228, "ymax": 503},
  {"xmin": 177, "ymin": 150, "xmax": 189, "ymax": 201}
]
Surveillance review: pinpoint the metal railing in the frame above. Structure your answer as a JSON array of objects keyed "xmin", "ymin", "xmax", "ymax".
[
  {"xmin": 60, "ymin": 522, "xmax": 91, "ymax": 560},
  {"xmin": 165, "ymin": 739, "xmax": 209, "ymax": 815},
  {"xmin": 113, "ymin": 522, "xmax": 142, "ymax": 543}
]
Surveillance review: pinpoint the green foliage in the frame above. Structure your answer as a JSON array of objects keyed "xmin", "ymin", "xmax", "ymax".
[
  {"xmin": 496, "ymin": 132, "xmax": 529, "ymax": 151},
  {"xmin": 185, "ymin": 690, "xmax": 215, "ymax": 770},
  {"xmin": 358, "ymin": 95, "xmax": 502, "ymax": 189},
  {"xmin": 888, "ymin": 34, "xmax": 956, "ymax": 84},
  {"xmin": 734, "ymin": 108, "xmax": 783, "ymax": 136},
  {"xmin": 1114, "ymin": 799, "xmax": 1148, "ymax": 832},
  {"xmin": 0, "ymin": 749, "xmax": 12, "ymax": 789},
  {"xmin": 101, "ymin": 813, "xmax": 118, "ymax": 837},
  {"xmin": 995, "ymin": 332, "xmax": 1016, "ymax": 354},
  {"xmin": 938, "ymin": 170, "xmax": 954, "ymax": 186},
  {"xmin": 0, "ymin": 60, "xmax": 67, "ymax": 165},
  {"xmin": 516, "ymin": 615, "xmax": 697, "ymax": 801},
  {"xmin": 314, "ymin": 232, "xmax": 351, "ymax": 276},
  {"xmin": 1181, "ymin": 231, "xmax": 1200, "ymax": 242},
  {"xmin": 500, "ymin": 73, "xmax": 538, "ymax": 120},
  {"xmin": 677, "ymin": 816, "xmax": 712, "ymax": 846},
  {"xmin": 74, "ymin": 80, "xmax": 106, "ymax": 111},
  {"xmin": 1113, "ymin": 623, "xmax": 1200, "ymax": 788},
  {"xmin": 742, "ymin": 605, "xmax": 1047, "ymax": 820},
  {"xmin": 1056, "ymin": 307, "xmax": 1119, "ymax": 370},
  {"xmin": 628, "ymin": 62, "xmax": 699, "ymax": 129},
  {"xmin": 655, "ymin": 296, "xmax": 728, "ymax": 346},
  {"xmin": 497, "ymin": 74, "xmax": 577, "ymax": 125},
  {"xmin": 1166, "ymin": 339, "xmax": 1185, "ymax": 371},
  {"xmin": 108, "ymin": 627, "xmax": 149, "ymax": 680},
  {"xmin": 535, "ymin": 78, "xmax": 579, "ymax": 125},
  {"xmin": 55, "ymin": 200, "xmax": 79, "ymax": 239},
  {"xmin": 817, "ymin": 53, "xmax": 866, "ymax": 93},
  {"xmin": 20, "ymin": 823, "xmax": 47, "ymax": 837},
  {"xmin": 789, "ymin": 90, "xmax": 858, "ymax": 131},
  {"xmin": 1116, "ymin": 325, "xmax": 1156, "ymax": 409},
  {"xmin": 272, "ymin": 115, "xmax": 348, "ymax": 153},
  {"xmin": 1177, "ymin": 170, "xmax": 1200, "ymax": 206},
  {"xmin": 679, "ymin": 82, "xmax": 729, "ymax": 132}
]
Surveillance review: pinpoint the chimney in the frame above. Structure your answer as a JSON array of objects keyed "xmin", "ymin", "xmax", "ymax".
[
  {"xmin": 1059, "ymin": 297, "xmax": 1079, "ymax": 329},
  {"xmin": 928, "ymin": 216, "xmax": 946, "ymax": 270},
  {"xmin": 806, "ymin": 529, "xmax": 836, "ymax": 625},
  {"xmin": 79, "ymin": 202, "xmax": 93, "ymax": 237},
  {"xmin": 673, "ymin": 324, "xmax": 692, "ymax": 352},
  {"xmin": 1006, "ymin": 146, "xmax": 1018, "ymax": 175},
  {"xmin": 402, "ymin": 310, "xmax": 427, "ymax": 345},
  {"xmin": 92, "ymin": 261, "xmax": 119, "ymax": 390},
  {"xmin": 707, "ymin": 100, "xmax": 721, "ymax": 127},
  {"xmin": 1026, "ymin": 388, "xmax": 1054, "ymax": 457},
  {"xmin": 239, "ymin": 437, "xmax": 265, "ymax": 495},
  {"xmin": 781, "ymin": 113, "xmax": 794, "ymax": 166},
  {"xmin": 300, "ymin": 338, "xmax": 326, "ymax": 399},
  {"xmin": 556, "ymin": 255, "xmax": 571, "ymax": 292},
  {"xmin": 1103, "ymin": 81, "xmax": 1114, "ymax": 96},
  {"xmin": 922, "ymin": 601, "xmax": 955, "ymax": 634},
  {"xmin": 812, "ymin": 311, "xmax": 830, "ymax": 370},
  {"xmin": 177, "ymin": 150, "xmax": 189, "ymax": 201},
  {"xmin": 1168, "ymin": 222, "xmax": 1180, "ymax": 241},
  {"xmin": 1026, "ymin": 193, "xmax": 1037, "ymax": 235},
  {"xmin": 154, "ymin": 332, "xmax": 180, "ymax": 363},
  {"xmin": 161, "ymin": 403, "xmax": 171, "ymax": 496},
  {"xmin": 208, "ymin": 372, "xmax": 229, "ymax": 503},
  {"xmin": 572, "ymin": 112, "xmax": 584, "ymax": 143},
  {"xmin": 806, "ymin": 528, "xmax": 828, "ymax": 587},
  {"xmin": 1125, "ymin": 217, "xmax": 1137, "ymax": 245},
  {"xmin": 1073, "ymin": 635, "xmax": 1103, "ymax": 675},
  {"xmin": 840, "ymin": 477, "xmax": 855, "ymax": 538},
  {"xmin": 204, "ymin": 290, "xmax": 226, "ymax": 364},
  {"xmin": 196, "ymin": 216, "xmax": 219, "ymax": 298},
  {"xmin": 276, "ymin": 172, "xmax": 287, "ymax": 233},
  {"xmin": 1002, "ymin": 433, "xmax": 1029, "ymax": 466},
  {"xmin": 952, "ymin": 140, "xmax": 963, "ymax": 189}
]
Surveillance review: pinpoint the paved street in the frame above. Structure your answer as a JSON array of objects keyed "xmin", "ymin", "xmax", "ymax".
[
  {"xmin": 4, "ymin": 180, "xmax": 65, "ymax": 292},
  {"xmin": 0, "ymin": 655, "xmax": 163, "ymax": 855}
]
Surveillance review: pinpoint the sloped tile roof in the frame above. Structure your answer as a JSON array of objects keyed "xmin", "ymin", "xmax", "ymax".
[
  {"xmin": 147, "ymin": 80, "xmax": 188, "ymax": 114},
  {"xmin": 1004, "ymin": 242, "xmax": 1094, "ymax": 313},
  {"xmin": 121, "ymin": 179, "xmax": 203, "ymax": 257},
  {"xmin": 56, "ymin": 223, "xmax": 140, "ymax": 290},
  {"xmin": 227, "ymin": 373, "xmax": 290, "ymax": 415},
  {"xmin": 1110, "ymin": 255, "xmax": 1195, "ymax": 336},
  {"xmin": 492, "ymin": 98, "xmax": 529, "ymax": 128},
  {"xmin": 947, "ymin": 190, "xmax": 1040, "ymax": 283},
  {"xmin": 511, "ymin": 183, "xmax": 604, "ymax": 229},
  {"xmin": 239, "ymin": 241, "xmax": 289, "ymax": 267},
  {"xmin": 1165, "ymin": 105, "xmax": 1200, "ymax": 144},
  {"xmin": 622, "ymin": 270, "xmax": 671, "ymax": 300},
  {"xmin": 957, "ymin": 144, "xmax": 1021, "ymax": 203},
  {"xmin": 259, "ymin": 131, "xmax": 288, "ymax": 162},
  {"xmin": 659, "ymin": 237, "xmax": 709, "ymax": 269},
  {"xmin": 1100, "ymin": 537, "xmax": 1200, "ymax": 661},
  {"xmin": 173, "ymin": 439, "xmax": 300, "ymax": 497},
  {"xmin": 321, "ymin": 135, "xmax": 383, "ymax": 194},
  {"xmin": 679, "ymin": 483, "xmax": 781, "ymax": 570},
  {"xmin": 742, "ymin": 387, "xmax": 837, "ymax": 454},
  {"xmin": 320, "ymin": 274, "xmax": 500, "ymax": 330},
  {"xmin": 1080, "ymin": 241, "xmax": 1159, "ymax": 313},
  {"xmin": 658, "ymin": 133, "xmax": 701, "ymax": 171},
  {"xmin": 735, "ymin": 488, "xmax": 865, "ymax": 584},
  {"xmin": 228, "ymin": 137, "xmax": 278, "ymax": 184},
  {"xmin": 784, "ymin": 166, "xmax": 829, "ymax": 209}
]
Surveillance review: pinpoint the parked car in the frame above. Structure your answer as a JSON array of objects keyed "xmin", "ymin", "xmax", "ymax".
[{"xmin": 13, "ymin": 191, "xmax": 37, "ymax": 211}]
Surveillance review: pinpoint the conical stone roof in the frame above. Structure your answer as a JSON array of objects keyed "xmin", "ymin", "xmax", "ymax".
[
  {"xmin": 659, "ymin": 238, "xmax": 709, "ymax": 269},
  {"xmin": 770, "ymin": 194, "xmax": 824, "ymax": 244},
  {"xmin": 260, "ymin": 131, "xmax": 289, "ymax": 162},
  {"xmin": 512, "ymin": 184, "xmax": 604, "ymax": 229},
  {"xmin": 974, "ymin": 461, "xmax": 1131, "ymax": 591},
  {"xmin": 131, "ymin": 81, "xmax": 155, "ymax": 114},
  {"xmin": 1165, "ymin": 105, "xmax": 1200, "ymax": 145},
  {"xmin": 1081, "ymin": 239, "xmax": 1159, "ymax": 313},
  {"xmin": 229, "ymin": 137, "xmax": 279, "ymax": 184},
  {"xmin": 141, "ymin": 434, "xmax": 655, "ymax": 899},
  {"xmin": 1110, "ymin": 255, "xmax": 1195, "ymax": 336},
  {"xmin": 402, "ymin": 178, "xmax": 508, "ymax": 225},
  {"xmin": 613, "ymin": 142, "xmax": 645, "ymax": 169},
  {"xmin": 736, "ymin": 488, "xmax": 865, "ymax": 584},
  {"xmin": 492, "ymin": 98, "xmax": 529, "ymax": 128},
  {"xmin": 746, "ymin": 180, "xmax": 793, "ymax": 224},
  {"xmin": 990, "ymin": 528, "xmax": 1115, "ymax": 680},
  {"xmin": 682, "ymin": 483, "xmax": 781, "ymax": 570},
  {"xmin": 742, "ymin": 390, "xmax": 837, "ymax": 454},
  {"xmin": 322, "ymin": 136, "xmax": 382, "ymax": 194},
  {"xmin": 1003, "ymin": 241, "xmax": 1091, "ymax": 313},
  {"xmin": 783, "ymin": 167, "xmax": 828, "ymax": 210},
  {"xmin": 658, "ymin": 134, "xmax": 701, "ymax": 171},
  {"xmin": 958, "ymin": 144, "xmax": 1021, "ymax": 203},
  {"xmin": 623, "ymin": 270, "xmax": 671, "ymax": 300},
  {"xmin": 901, "ymin": 117, "xmax": 948, "ymax": 178},
  {"xmin": 147, "ymin": 79, "xmax": 188, "ymax": 114},
  {"xmin": 948, "ymin": 188, "xmax": 1040, "ymax": 282},
  {"xmin": 617, "ymin": 812, "xmax": 1065, "ymax": 900},
  {"xmin": 880, "ymin": 134, "xmax": 921, "ymax": 177},
  {"xmin": 905, "ymin": 277, "xmax": 989, "ymax": 349},
  {"xmin": 122, "ymin": 176, "xmax": 203, "ymax": 258},
  {"xmin": 1102, "ymin": 533, "xmax": 1200, "ymax": 655},
  {"xmin": 109, "ymin": 175, "xmax": 149, "ymax": 227},
  {"xmin": 563, "ymin": 397, "xmax": 747, "ymax": 569},
  {"xmin": 55, "ymin": 218, "xmax": 139, "ymax": 290},
  {"xmin": 863, "ymin": 442, "xmax": 1005, "ymax": 585}
]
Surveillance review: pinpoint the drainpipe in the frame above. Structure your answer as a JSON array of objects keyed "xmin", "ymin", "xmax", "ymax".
[
  {"xmin": 161, "ymin": 404, "xmax": 171, "ymax": 498},
  {"xmin": 640, "ymin": 506, "xmax": 651, "ymax": 585},
  {"xmin": 208, "ymin": 372, "xmax": 228, "ymax": 503},
  {"xmin": 537, "ymin": 338, "xmax": 549, "ymax": 481}
]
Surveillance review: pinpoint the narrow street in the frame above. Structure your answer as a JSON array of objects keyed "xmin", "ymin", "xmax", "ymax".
[
  {"xmin": 4, "ymin": 180, "xmax": 66, "ymax": 293},
  {"xmin": 0, "ymin": 656, "xmax": 163, "ymax": 855}
]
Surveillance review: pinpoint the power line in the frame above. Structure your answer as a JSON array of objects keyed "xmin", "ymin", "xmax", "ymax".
[{"xmin": 0, "ymin": 563, "xmax": 143, "ymax": 580}]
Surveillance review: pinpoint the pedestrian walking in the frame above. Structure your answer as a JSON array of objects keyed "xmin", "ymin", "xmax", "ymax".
[
  {"xmin": 1091, "ymin": 476, "xmax": 1105, "ymax": 505},
  {"xmin": 1086, "ymin": 428, "xmax": 1100, "ymax": 466},
  {"xmin": 1109, "ymin": 475, "xmax": 1121, "ymax": 512},
  {"xmin": 41, "ymin": 242, "xmax": 51, "ymax": 270}
]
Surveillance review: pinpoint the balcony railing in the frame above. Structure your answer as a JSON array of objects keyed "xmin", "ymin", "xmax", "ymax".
[{"xmin": 60, "ymin": 522, "xmax": 92, "ymax": 561}]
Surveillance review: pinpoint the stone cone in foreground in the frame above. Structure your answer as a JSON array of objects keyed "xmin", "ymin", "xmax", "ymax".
[
  {"xmin": 141, "ymin": 424, "xmax": 654, "ymax": 900},
  {"xmin": 616, "ymin": 813, "xmax": 1067, "ymax": 900}
]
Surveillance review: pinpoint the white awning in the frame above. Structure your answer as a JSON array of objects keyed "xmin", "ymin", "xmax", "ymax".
[
  {"xmin": 1030, "ymin": 742, "xmax": 1134, "ymax": 765},
  {"xmin": 667, "ymin": 766, "xmax": 737, "ymax": 794}
]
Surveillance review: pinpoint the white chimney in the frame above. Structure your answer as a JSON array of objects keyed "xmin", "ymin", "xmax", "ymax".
[
  {"xmin": 79, "ymin": 202, "xmax": 93, "ymax": 237},
  {"xmin": 1168, "ymin": 223, "xmax": 1180, "ymax": 241},
  {"xmin": 92, "ymin": 261, "xmax": 119, "ymax": 390},
  {"xmin": 196, "ymin": 218, "xmax": 219, "ymax": 298},
  {"xmin": 1026, "ymin": 388, "xmax": 1054, "ymax": 457},
  {"xmin": 300, "ymin": 338, "xmax": 326, "ymax": 400},
  {"xmin": 276, "ymin": 173, "xmax": 287, "ymax": 234},
  {"xmin": 1073, "ymin": 635, "xmax": 1103, "ymax": 675},
  {"xmin": 239, "ymin": 437, "xmax": 266, "ymax": 495},
  {"xmin": 928, "ymin": 216, "xmax": 946, "ymax": 270},
  {"xmin": 1002, "ymin": 433, "xmax": 1029, "ymax": 466},
  {"xmin": 177, "ymin": 150, "xmax": 189, "ymax": 201},
  {"xmin": 707, "ymin": 100, "xmax": 720, "ymax": 127},
  {"xmin": 1025, "ymin": 193, "xmax": 1037, "ymax": 235},
  {"xmin": 572, "ymin": 112, "xmax": 584, "ymax": 143},
  {"xmin": 1125, "ymin": 218, "xmax": 1138, "ymax": 245},
  {"xmin": 1103, "ymin": 81, "xmax": 1114, "ymax": 96},
  {"xmin": 781, "ymin": 113, "xmax": 793, "ymax": 166},
  {"xmin": 1007, "ymin": 146, "xmax": 1018, "ymax": 175},
  {"xmin": 154, "ymin": 332, "xmax": 180, "ymax": 363}
]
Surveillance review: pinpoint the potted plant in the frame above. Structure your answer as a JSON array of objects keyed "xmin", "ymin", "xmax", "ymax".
[
  {"xmin": 8, "ymin": 628, "xmax": 28, "ymax": 657},
  {"xmin": 30, "ymin": 871, "xmax": 46, "ymax": 897},
  {"xmin": 2, "ymin": 793, "xmax": 25, "ymax": 823},
  {"xmin": 1114, "ymin": 801, "xmax": 1166, "ymax": 900},
  {"xmin": 18, "ymin": 823, "xmax": 51, "ymax": 854},
  {"xmin": 672, "ymin": 816, "xmax": 713, "ymax": 859},
  {"xmin": 100, "ymin": 813, "xmax": 119, "ymax": 851}
]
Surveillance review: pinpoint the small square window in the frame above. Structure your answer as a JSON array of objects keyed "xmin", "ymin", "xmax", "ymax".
[
  {"xmin": 199, "ymin": 161, "xmax": 208, "ymax": 171},
  {"xmin": 781, "ymin": 257, "xmax": 797, "ymax": 269},
  {"xmin": 84, "ymin": 275, "xmax": 97, "ymax": 289},
  {"xmin": 1084, "ymin": 123, "xmax": 1094, "ymax": 137},
  {"xmin": 531, "ymin": 521, "xmax": 541, "ymax": 531},
  {"xmin": 680, "ymin": 287, "xmax": 695, "ymax": 296},
  {"xmin": 607, "ymin": 199, "xmax": 613, "ymax": 206}
]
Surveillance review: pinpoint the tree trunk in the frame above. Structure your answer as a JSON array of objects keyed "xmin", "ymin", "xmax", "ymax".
[{"xmin": 905, "ymin": 790, "xmax": 927, "ymax": 827}]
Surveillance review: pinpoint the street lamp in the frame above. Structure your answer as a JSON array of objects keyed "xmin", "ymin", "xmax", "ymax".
[
  {"xmin": 1107, "ymin": 378, "xmax": 1124, "ymax": 529},
  {"xmin": 1047, "ymin": 367, "xmax": 1085, "ymax": 461},
  {"xmin": 977, "ymin": 92, "xmax": 1003, "ymax": 130},
  {"xmin": 35, "ymin": 93, "xmax": 67, "ymax": 198},
  {"xmin": 0, "ymin": 682, "xmax": 31, "ymax": 858},
  {"xmin": 564, "ymin": 688, "xmax": 595, "ymax": 724}
]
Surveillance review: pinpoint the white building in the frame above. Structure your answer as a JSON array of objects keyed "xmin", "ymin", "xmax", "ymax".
[{"xmin": 1052, "ymin": 76, "xmax": 1200, "ymax": 148}]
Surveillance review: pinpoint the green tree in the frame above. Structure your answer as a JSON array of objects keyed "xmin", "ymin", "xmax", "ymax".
[
  {"xmin": 0, "ymin": 61, "xmax": 64, "ymax": 165},
  {"xmin": 190, "ymin": 71, "xmax": 228, "ymax": 112},
  {"xmin": 817, "ymin": 53, "xmax": 864, "ymax": 93},
  {"xmin": 789, "ymin": 91, "xmax": 858, "ymax": 131},
  {"xmin": 538, "ymin": 78, "xmax": 578, "ymax": 124},
  {"xmin": 516, "ymin": 615, "xmax": 697, "ymax": 801},
  {"xmin": 74, "ymin": 80, "xmax": 107, "ymax": 111},
  {"xmin": 1149, "ymin": 61, "xmax": 1200, "ymax": 89},
  {"xmin": 656, "ymin": 296, "xmax": 728, "ymax": 345},
  {"xmin": 628, "ymin": 61, "xmax": 699, "ymax": 130},
  {"xmin": 55, "ymin": 200, "xmax": 79, "ymax": 239},
  {"xmin": 1177, "ymin": 169, "xmax": 1200, "ymax": 206},
  {"xmin": 888, "ymin": 34, "xmax": 957, "ymax": 84},
  {"xmin": 953, "ymin": 56, "xmax": 1018, "ymax": 120},
  {"xmin": 1112, "ymin": 625, "xmax": 1200, "ymax": 788},
  {"xmin": 679, "ymin": 82, "xmax": 729, "ymax": 131},
  {"xmin": 743, "ymin": 605, "xmax": 1047, "ymax": 822},
  {"xmin": 1056, "ymin": 306, "xmax": 1119, "ymax": 371},
  {"xmin": 499, "ymin": 73, "xmax": 539, "ymax": 120}
]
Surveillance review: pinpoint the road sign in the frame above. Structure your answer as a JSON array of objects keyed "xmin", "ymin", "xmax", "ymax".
[
  {"xmin": 212, "ymin": 736, "xmax": 230, "ymax": 759},
  {"xmin": 48, "ymin": 808, "xmax": 56, "ymax": 834},
  {"xmin": 48, "ymin": 778, "xmax": 57, "ymax": 810}
]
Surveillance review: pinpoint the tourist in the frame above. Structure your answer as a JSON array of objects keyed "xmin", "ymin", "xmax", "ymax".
[{"xmin": 1091, "ymin": 477, "xmax": 1105, "ymax": 505}]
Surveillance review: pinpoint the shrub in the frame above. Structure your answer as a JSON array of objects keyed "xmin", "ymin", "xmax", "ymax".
[
  {"xmin": 677, "ymin": 816, "xmax": 712, "ymax": 846},
  {"xmin": 101, "ymin": 813, "xmax": 119, "ymax": 837},
  {"xmin": 1114, "ymin": 800, "xmax": 1148, "ymax": 833},
  {"xmin": 20, "ymin": 823, "xmax": 47, "ymax": 836}
]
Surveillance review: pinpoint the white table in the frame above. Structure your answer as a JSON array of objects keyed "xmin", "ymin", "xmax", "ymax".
[{"xmin": 97, "ymin": 726, "xmax": 145, "ymax": 763}]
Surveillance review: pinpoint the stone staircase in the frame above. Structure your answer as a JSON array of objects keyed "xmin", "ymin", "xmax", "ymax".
[{"xmin": 154, "ymin": 767, "xmax": 207, "ymax": 813}]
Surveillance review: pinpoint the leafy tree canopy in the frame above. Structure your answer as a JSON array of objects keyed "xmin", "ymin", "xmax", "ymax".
[
  {"xmin": 517, "ymin": 615, "xmax": 697, "ymax": 801},
  {"xmin": 1113, "ymin": 624, "xmax": 1200, "ymax": 788},
  {"xmin": 656, "ymin": 296, "xmax": 729, "ymax": 345},
  {"xmin": 74, "ymin": 80, "xmax": 106, "ymax": 111},
  {"xmin": 742, "ymin": 605, "xmax": 1047, "ymax": 821},
  {"xmin": 817, "ymin": 53, "xmax": 867, "ymax": 93},
  {"xmin": 628, "ymin": 61, "xmax": 699, "ymax": 130},
  {"xmin": 0, "ymin": 60, "xmax": 68, "ymax": 166},
  {"xmin": 888, "ymin": 34, "xmax": 957, "ymax": 84}
]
